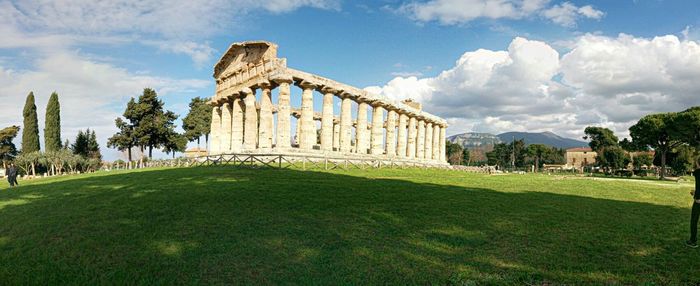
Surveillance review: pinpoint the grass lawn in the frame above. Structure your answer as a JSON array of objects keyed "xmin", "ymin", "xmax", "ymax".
[{"xmin": 0, "ymin": 166, "xmax": 698, "ymax": 284}]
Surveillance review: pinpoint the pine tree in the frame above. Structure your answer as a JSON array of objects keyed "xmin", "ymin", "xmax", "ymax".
[
  {"xmin": 133, "ymin": 88, "xmax": 178, "ymax": 158},
  {"xmin": 0, "ymin": 125, "xmax": 21, "ymax": 168},
  {"xmin": 21, "ymin": 92, "xmax": 40, "ymax": 153},
  {"xmin": 44, "ymin": 92, "xmax": 62, "ymax": 152},
  {"xmin": 182, "ymin": 97, "xmax": 212, "ymax": 148}
]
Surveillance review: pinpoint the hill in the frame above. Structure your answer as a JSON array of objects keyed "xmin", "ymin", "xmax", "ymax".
[
  {"xmin": 448, "ymin": 131, "xmax": 588, "ymax": 150},
  {"xmin": 0, "ymin": 167, "xmax": 696, "ymax": 284},
  {"xmin": 446, "ymin": 132, "xmax": 501, "ymax": 149},
  {"xmin": 497, "ymin": 131, "xmax": 588, "ymax": 149}
]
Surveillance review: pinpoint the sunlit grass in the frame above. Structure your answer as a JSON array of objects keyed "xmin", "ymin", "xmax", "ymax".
[{"xmin": 0, "ymin": 166, "xmax": 697, "ymax": 284}]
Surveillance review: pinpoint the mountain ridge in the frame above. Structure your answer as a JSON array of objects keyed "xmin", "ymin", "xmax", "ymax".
[{"xmin": 447, "ymin": 131, "xmax": 588, "ymax": 150}]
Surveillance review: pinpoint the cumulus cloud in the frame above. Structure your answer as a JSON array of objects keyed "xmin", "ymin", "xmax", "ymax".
[
  {"xmin": 397, "ymin": 0, "xmax": 603, "ymax": 27},
  {"xmin": 367, "ymin": 34, "xmax": 700, "ymax": 140},
  {"xmin": 542, "ymin": 2, "xmax": 604, "ymax": 27}
]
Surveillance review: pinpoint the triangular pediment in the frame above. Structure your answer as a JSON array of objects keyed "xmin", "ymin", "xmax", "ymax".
[{"xmin": 213, "ymin": 41, "xmax": 278, "ymax": 79}]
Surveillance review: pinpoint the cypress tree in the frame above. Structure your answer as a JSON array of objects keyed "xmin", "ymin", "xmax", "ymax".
[
  {"xmin": 44, "ymin": 92, "xmax": 62, "ymax": 152},
  {"xmin": 21, "ymin": 92, "xmax": 41, "ymax": 153}
]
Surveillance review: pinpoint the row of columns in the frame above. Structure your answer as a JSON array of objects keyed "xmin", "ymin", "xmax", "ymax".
[{"xmin": 211, "ymin": 78, "xmax": 447, "ymax": 162}]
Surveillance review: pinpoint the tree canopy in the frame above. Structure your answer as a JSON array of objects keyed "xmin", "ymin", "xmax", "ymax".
[
  {"xmin": 182, "ymin": 97, "xmax": 212, "ymax": 147},
  {"xmin": 72, "ymin": 129, "xmax": 102, "ymax": 160},
  {"xmin": 0, "ymin": 125, "xmax": 20, "ymax": 166},
  {"xmin": 583, "ymin": 127, "xmax": 619, "ymax": 153},
  {"xmin": 44, "ymin": 92, "xmax": 62, "ymax": 152},
  {"xmin": 629, "ymin": 112, "xmax": 684, "ymax": 178},
  {"xmin": 22, "ymin": 92, "xmax": 40, "ymax": 153}
]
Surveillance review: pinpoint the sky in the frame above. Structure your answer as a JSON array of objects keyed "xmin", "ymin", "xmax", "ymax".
[{"xmin": 1, "ymin": 0, "xmax": 699, "ymax": 161}]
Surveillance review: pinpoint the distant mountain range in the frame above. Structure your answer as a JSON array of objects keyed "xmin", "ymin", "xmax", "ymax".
[{"xmin": 447, "ymin": 131, "xmax": 588, "ymax": 150}]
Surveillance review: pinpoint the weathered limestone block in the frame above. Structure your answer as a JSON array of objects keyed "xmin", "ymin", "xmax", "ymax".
[
  {"xmin": 220, "ymin": 102, "xmax": 233, "ymax": 152},
  {"xmin": 417, "ymin": 119, "xmax": 425, "ymax": 159},
  {"xmin": 333, "ymin": 122, "xmax": 340, "ymax": 150},
  {"xmin": 355, "ymin": 102, "xmax": 369, "ymax": 154},
  {"xmin": 407, "ymin": 116, "xmax": 417, "ymax": 158},
  {"xmin": 385, "ymin": 110, "xmax": 397, "ymax": 157},
  {"xmin": 210, "ymin": 106, "xmax": 221, "ymax": 154},
  {"xmin": 425, "ymin": 123, "xmax": 433, "ymax": 160},
  {"xmin": 274, "ymin": 77, "xmax": 292, "ymax": 148},
  {"xmin": 320, "ymin": 87, "xmax": 336, "ymax": 151},
  {"xmin": 339, "ymin": 95, "xmax": 353, "ymax": 152},
  {"xmin": 298, "ymin": 81, "xmax": 317, "ymax": 150},
  {"xmin": 231, "ymin": 96, "xmax": 244, "ymax": 151},
  {"xmin": 432, "ymin": 124, "xmax": 440, "ymax": 160},
  {"xmin": 439, "ymin": 125, "xmax": 447, "ymax": 162},
  {"xmin": 397, "ymin": 113, "xmax": 408, "ymax": 158},
  {"xmin": 370, "ymin": 105, "xmax": 385, "ymax": 155},
  {"xmin": 242, "ymin": 87, "xmax": 258, "ymax": 150},
  {"xmin": 258, "ymin": 82, "xmax": 274, "ymax": 149}
]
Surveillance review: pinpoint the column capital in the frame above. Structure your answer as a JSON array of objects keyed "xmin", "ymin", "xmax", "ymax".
[
  {"xmin": 239, "ymin": 87, "xmax": 254, "ymax": 95},
  {"xmin": 270, "ymin": 74, "xmax": 293, "ymax": 84},
  {"xmin": 321, "ymin": 86, "xmax": 341, "ymax": 94},
  {"xmin": 256, "ymin": 79, "xmax": 273, "ymax": 89},
  {"xmin": 297, "ymin": 80, "xmax": 318, "ymax": 89}
]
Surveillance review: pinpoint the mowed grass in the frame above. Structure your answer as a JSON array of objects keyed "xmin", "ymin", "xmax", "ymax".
[{"xmin": 0, "ymin": 166, "xmax": 698, "ymax": 285}]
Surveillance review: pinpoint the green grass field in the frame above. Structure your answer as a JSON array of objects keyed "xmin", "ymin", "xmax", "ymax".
[{"xmin": 0, "ymin": 166, "xmax": 698, "ymax": 284}]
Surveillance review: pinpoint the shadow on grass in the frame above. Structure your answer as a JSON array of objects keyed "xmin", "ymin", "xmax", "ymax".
[{"xmin": 0, "ymin": 167, "xmax": 697, "ymax": 284}]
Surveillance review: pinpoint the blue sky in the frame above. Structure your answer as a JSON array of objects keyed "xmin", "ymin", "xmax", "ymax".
[{"xmin": 1, "ymin": 0, "xmax": 699, "ymax": 160}]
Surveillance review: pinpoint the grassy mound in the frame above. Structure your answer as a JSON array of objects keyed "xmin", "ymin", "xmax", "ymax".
[{"xmin": 0, "ymin": 167, "xmax": 697, "ymax": 284}]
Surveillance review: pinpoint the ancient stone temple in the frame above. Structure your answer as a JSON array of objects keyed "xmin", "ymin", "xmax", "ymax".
[{"xmin": 209, "ymin": 41, "xmax": 448, "ymax": 164}]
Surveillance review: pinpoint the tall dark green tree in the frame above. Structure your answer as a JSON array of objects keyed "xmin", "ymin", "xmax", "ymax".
[
  {"xmin": 182, "ymin": 97, "xmax": 212, "ymax": 148},
  {"xmin": 133, "ymin": 88, "xmax": 178, "ymax": 158},
  {"xmin": 44, "ymin": 92, "xmax": 62, "ymax": 152},
  {"xmin": 629, "ymin": 113, "xmax": 683, "ymax": 179},
  {"xmin": 163, "ymin": 132, "xmax": 188, "ymax": 159},
  {"xmin": 21, "ymin": 92, "xmax": 40, "ymax": 153},
  {"xmin": 0, "ymin": 125, "xmax": 20, "ymax": 169},
  {"xmin": 445, "ymin": 142, "xmax": 463, "ymax": 165},
  {"xmin": 108, "ymin": 99, "xmax": 140, "ymax": 162},
  {"xmin": 72, "ymin": 129, "xmax": 102, "ymax": 160},
  {"xmin": 527, "ymin": 144, "xmax": 549, "ymax": 172}
]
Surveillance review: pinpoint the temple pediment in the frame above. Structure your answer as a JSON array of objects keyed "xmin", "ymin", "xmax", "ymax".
[{"xmin": 213, "ymin": 41, "xmax": 279, "ymax": 79}]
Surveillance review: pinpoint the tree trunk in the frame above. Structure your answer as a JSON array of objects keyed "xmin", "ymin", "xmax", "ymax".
[
  {"xmin": 127, "ymin": 147, "xmax": 132, "ymax": 163},
  {"xmin": 535, "ymin": 157, "xmax": 539, "ymax": 172},
  {"xmin": 660, "ymin": 151, "xmax": 666, "ymax": 179},
  {"xmin": 31, "ymin": 162, "xmax": 36, "ymax": 177},
  {"xmin": 149, "ymin": 146, "xmax": 153, "ymax": 159},
  {"xmin": 197, "ymin": 137, "xmax": 201, "ymax": 149}
]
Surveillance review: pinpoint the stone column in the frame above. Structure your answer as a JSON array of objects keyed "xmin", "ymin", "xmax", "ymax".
[
  {"xmin": 220, "ymin": 101, "xmax": 233, "ymax": 152},
  {"xmin": 274, "ymin": 77, "xmax": 292, "ymax": 149},
  {"xmin": 370, "ymin": 104, "xmax": 385, "ymax": 155},
  {"xmin": 407, "ymin": 116, "xmax": 417, "ymax": 158},
  {"xmin": 258, "ymin": 82, "xmax": 274, "ymax": 149},
  {"xmin": 231, "ymin": 95, "xmax": 244, "ymax": 152},
  {"xmin": 355, "ymin": 101, "xmax": 369, "ymax": 154},
  {"xmin": 416, "ymin": 119, "xmax": 425, "ymax": 159},
  {"xmin": 339, "ymin": 94, "xmax": 353, "ymax": 152},
  {"xmin": 241, "ymin": 87, "xmax": 258, "ymax": 150},
  {"xmin": 298, "ymin": 81, "xmax": 317, "ymax": 150},
  {"xmin": 432, "ymin": 123, "xmax": 441, "ymax": 160},
  {"xmin": 333, "ymin": 121, "xmax": 340, "ymax": 151},
  {"xmin": 440, "ymin": 125, "xmax": 447, "ymax": 162},
  {"xmin": 210, "ymin": 105, "xmax": 221, "ymax": 155},
  {"xmin": 425, "ymin": 123, "xmax": 433, "ymax": 160},
  {"xmin": 295, "ymin": 119, "xmax": 301, "ymax": 146},
  {"xmin": 397, "ymin": 113, "xmax": 408, "ymax": 158},
  {"xmin": 320, "ymin": 87, "xmax": 336, "ymax": 151},
  {"xmin": 385, "ymin": 109, "xmax": 397, "ymax": 157}
]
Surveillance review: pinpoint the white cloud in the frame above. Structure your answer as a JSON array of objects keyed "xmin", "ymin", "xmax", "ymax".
[
  {"xmin": 542, "ymin": 2, "xmax": 604, "ymax": 27},
  {"xmin": 397, "ymin": 0, "xmax": 603, "ymax": 27},
  {"xmin": 367, "ymin": 34, "xmax": 700, "ymax": 140},
  {"xmin": 0, "ymin": 0, "xmax": 339, "ymax": 64}
]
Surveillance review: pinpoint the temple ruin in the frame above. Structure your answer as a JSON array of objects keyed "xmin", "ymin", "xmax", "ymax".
[{"xmin": 208, "ymin": 41, "xmax": 448, "ymax": 165}]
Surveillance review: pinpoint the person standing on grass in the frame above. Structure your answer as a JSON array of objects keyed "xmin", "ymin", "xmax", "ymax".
[
  {"xmin": 687, "ymin": 163, "xmax": 700, "ymax": 248},
  {"xmin": 7, "ymin": 163, "xmax": 18, "ymax": 188}
]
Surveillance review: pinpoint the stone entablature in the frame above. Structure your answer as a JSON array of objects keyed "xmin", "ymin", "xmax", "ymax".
[{"xmin": 208, "ymin": 41, "xmax": 448, "ymax": 164}]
